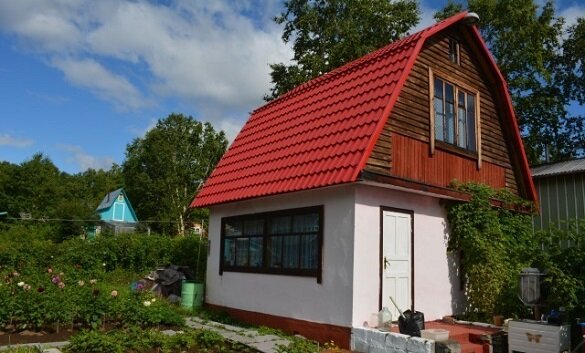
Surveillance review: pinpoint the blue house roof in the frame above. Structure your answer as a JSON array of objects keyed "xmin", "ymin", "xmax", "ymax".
[{"xmin": 96, "ymin": 188, "xmax": 138, "ymax": 223}]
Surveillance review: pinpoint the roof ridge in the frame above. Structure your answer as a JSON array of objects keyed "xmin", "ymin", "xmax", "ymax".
[
  {"xmin": 256, "ymin": 33, "xmax": 422, "ymax": 114},
  {"xmin": 255, "ymin": 12, "xmax": 470, "ymax": 114}
]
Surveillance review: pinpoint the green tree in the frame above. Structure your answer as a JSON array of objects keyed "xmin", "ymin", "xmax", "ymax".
[
  {"xmin": 266, "ymin": 0, "xmax": 420, "ymax": 100},
  {"xmin": 435, "ymin": 0, "xmax": 584, "ymax": 164},
  {"xmin": 7, "ymin": 153, "xmax": 64, "ymax": 218},
  {"xmin": 123, "ymin": 114, "xmax": 227, "ymax": 235}
]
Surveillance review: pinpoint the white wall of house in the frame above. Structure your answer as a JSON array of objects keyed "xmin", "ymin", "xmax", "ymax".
[
  {"xmin": 206, "ymin": 185, "xmax": 356, "ymax": 327},
  {"xmin": 352, "ymin": 184, "xmax": 464, "ymax": 327}
]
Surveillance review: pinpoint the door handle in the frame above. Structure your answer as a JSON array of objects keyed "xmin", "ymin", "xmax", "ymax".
[{"xmin": 384, "ymin": 257, "xmax": 390, "ymax": 270}]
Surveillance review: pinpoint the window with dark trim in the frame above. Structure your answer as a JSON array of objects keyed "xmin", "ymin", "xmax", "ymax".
[{"xmin": 220, "ymin": 206, "xmax": 323, "ymax": 282}]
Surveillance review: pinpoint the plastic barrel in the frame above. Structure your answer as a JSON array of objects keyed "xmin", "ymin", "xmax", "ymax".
[{"xmin": 181, "ymin": 280, "xmax": 204, "ymax": 310}]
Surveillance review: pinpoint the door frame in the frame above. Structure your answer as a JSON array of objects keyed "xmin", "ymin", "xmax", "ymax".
[{"xmin": 379, "ymin": 206, "xmax": 415, "ymax": 311}]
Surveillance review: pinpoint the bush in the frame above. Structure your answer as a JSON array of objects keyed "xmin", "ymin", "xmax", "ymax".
[{"xmin": 0, "ymin": 226, "xmax": 205, "ymax": 330}]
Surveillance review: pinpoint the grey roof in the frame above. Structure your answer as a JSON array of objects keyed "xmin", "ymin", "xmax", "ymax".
[
  {"xmin": 531, "ymin": 159, "xmax": 585, "ymax": 178},
  {"xmin": 96, "ymin": 188, "xmax": 124, "ymax": 211}
]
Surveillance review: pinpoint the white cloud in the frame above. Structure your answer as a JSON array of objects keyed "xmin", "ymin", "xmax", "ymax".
[
  {"xmin": 52, "ymin": 58, "xmax": 150, "ymax": 110},
  {"xmin": 559, "ymin": 5, "xmax": 585, "ymax": 28},
  {"xmin": 0, "ymin": 0, "xmax": 292, "ymax": 117},
  {"xmin": 58, "ymin": 144, "xmax": 115, "ymax": 171},
  {"xmin": 0, "ymin": 133, "xmax": 34, "ymax": 148}
]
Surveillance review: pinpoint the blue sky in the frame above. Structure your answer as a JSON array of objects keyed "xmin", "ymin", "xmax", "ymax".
[{"xmin": 0, "ymin": 1, "xmax": 583, "ymax": 174}]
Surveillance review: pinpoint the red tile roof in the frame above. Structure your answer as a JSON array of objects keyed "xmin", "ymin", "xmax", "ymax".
[{"xmin": 191, "ymin": 12, "xmax": 536, "ymax": 208}]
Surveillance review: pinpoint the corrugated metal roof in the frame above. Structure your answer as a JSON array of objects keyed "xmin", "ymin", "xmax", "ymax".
[
  {"xmin": 191, "ymin": 11, "xmax": 536, "ymax": 208},
  {"xmin": 97, "ymin": 188, "xmax": 124, "ymax": 211},
  {"xmin": 531, "ymin": 159, "xmax": 585, "ymax": 177}
]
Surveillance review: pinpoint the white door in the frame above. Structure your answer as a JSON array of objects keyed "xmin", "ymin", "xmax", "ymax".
[{"xmin": 381, "ymin": 210, "xmax": 412, "ymax": 320}]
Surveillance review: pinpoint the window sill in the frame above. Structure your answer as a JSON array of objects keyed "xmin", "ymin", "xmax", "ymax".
[
  {"xmin": 221, "ymin": 267, "xmax": 321, "ymax": 282},
  {"xmin": 435, "ymin": 141, "xmax": 478, "ymax": 160}
]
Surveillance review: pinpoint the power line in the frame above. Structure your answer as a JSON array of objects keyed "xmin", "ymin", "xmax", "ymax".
[{"xmin": 4, "ymin": 217, "xmax": 185, "ymax": 224}]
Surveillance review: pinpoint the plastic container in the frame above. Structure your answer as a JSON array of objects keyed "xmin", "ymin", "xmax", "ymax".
[
  {"xmin": 181, "ymin": 280, "xmax": 204, "ymax": 310},
  {"xmin": 378, "ymin": 307, "xmax": 392, "ymax": 331},
  {"xmin": 421, "ymin": 329, "xmax": 449, "ymax": 341}
]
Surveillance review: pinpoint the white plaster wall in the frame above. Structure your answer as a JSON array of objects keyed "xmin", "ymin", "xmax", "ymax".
[
  {"xmin": 353, "ymin": 184, "xmax": 464, "ymax": 327},
  {"xmin": 205, "ymin": 185, "xmax": 356, "ymax": 327}
]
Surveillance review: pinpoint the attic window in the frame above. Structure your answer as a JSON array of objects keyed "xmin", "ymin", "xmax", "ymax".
[
  {"xmin": 117, "ymin": 194, "xmax": 124, "ymax": 202},
  {"xmin": 449, "ymin": 38, "xmax": 460, "ymax": 64},
  {"xmin": 428, "ymin": 68, "xmax": 482, "ymax": 168}
]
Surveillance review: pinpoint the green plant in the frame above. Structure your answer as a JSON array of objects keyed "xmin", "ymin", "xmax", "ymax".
[
  {"xmin": 275, "ymin": 337, "xmax": 318, "ymax": 353},
  {"xmin": 446, "ymin": 182, "xmax": 535, "ymax": 320},
  {"xmin": 65, "ymin": 330, "xmax": 123, "ymax": 353}
]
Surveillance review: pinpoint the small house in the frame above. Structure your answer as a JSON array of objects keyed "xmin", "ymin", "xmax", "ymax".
[
  {"xmin": 191, "ymin": 12, "xmax": 536, "ymax": 347},
  {"xmin": 532, "ymin": 159, "xmax": 585, "ymax": 234},
  {"xmin": 88, "ymin": 188, "xmax": 138, "ymax": 238}
]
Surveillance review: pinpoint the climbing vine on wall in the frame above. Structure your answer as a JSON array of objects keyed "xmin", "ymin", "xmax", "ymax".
[{"xmin": 446, "ymin": 182, "xmax": 535, "ymax": 320}]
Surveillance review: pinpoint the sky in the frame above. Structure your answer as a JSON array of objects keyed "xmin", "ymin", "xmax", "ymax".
[{"xmin": 0, "ymin": 0, "xmax": 584, "ymax": 174}]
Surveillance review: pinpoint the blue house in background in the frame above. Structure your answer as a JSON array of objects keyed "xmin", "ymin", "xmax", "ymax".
[{"xmin": 87, "ymin": 188, "xmax": 139, "ymax": 238}]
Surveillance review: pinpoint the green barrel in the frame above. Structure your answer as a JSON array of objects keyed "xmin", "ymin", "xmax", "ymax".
[{"xmin": 181, "ymin": 280, "xmax": 204, "ymax": 310}]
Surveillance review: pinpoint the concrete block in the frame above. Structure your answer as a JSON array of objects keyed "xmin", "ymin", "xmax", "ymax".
[
  {"xmin": 387, "ymin": 332, "xmax": 409, "ymax": 349},
  {"xmin": 406, "ymin": 336, "xmax": 431, "ymax": 353},
  {"xmin": 351, "ymin": 337, "xmax": 370, "ymax": 352}
]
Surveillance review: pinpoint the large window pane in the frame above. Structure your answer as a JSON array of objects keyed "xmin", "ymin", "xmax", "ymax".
[
  {"xmin": 271, "ymin": 216, "xmax": 291, "ymax": 234},
  {"xmin": 244, "ymin": 219, "xmax": 263, "ymax": 235},
  {"xmin": 282, "ymin": 235, "xmax": 300, "ymax": 269},
  {"xmin": 458, "ymin": 92, "xmax": 466, "ymax": 148},
  {"xmin": 236, "ymin": 238, "xmax": 249, "ymax": 266},
  {"xmin": 445, "ymin": 83, "xmax": 455, "ymax": 144},
  {"xmin": 293, "ymin": 213, "xmax": 319, "ymax": 233},
  {"xmin": 249, "ymin": 237, "xmax": 263, "ymax": 267},
  {"xmin": 300, "ymin": 234, "xmax": 318, "ymax": 269},
  {"xmin": 223, "ymin": 239, "xmax": 235, "ymax": 266},
  {"xmin": 467, "ymin": 95, "xmax": 476, "ymax": 151},
  {"xmin": 225, "ymin": 221, "xmax": 242, "ymax": 237},
  {"xmin": 268, "ymin": 236, "xmax": 282, "ymax": 268}
]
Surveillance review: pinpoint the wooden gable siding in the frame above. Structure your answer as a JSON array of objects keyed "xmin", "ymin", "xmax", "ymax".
[{"xmin": 365, "ymin": 26, "xmax": 520, "ymax": 194}]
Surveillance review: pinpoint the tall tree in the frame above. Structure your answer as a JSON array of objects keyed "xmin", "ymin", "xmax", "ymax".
[
  {"xmin": 266, "ymin": 0, "xmax": 420, "ymax": 100},
  {"xmin": 7, "ymin": 153, "xmax": 64, "ymax": 218},
  {"xmin": 123, "ymin": 114, "xmax": 228, "ymax": 236},
  {"xmin": 435, "ymin": 0, "xmax": 584, "ymax": 164}
]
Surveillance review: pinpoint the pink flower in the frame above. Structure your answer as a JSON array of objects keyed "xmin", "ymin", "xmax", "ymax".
[
  {"xmin": 58, "ymin": 282, "xmax": 65, "ymax": 289},
  {"xmin": 51, "ymin": 276, "xmax": 60, "ymax": 284},
  {"xmin": 47, "ymin": 267, "xmax": 53, "ymax": 273},
  {"xmin": 111, "ymin": 290, "xmax": 118, "ymax": 298}
]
